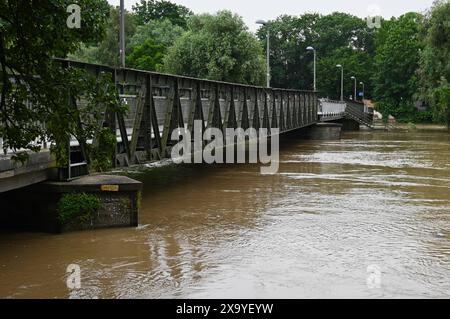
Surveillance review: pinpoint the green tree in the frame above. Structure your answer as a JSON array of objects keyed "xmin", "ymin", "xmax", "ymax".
[
  {"xmin": 418, "ymin": 0, "xmax": 450, "ymax": 125},
  {"xmin": 127, "ymin": 39, "xmax": 165, "ymax": 71},
  {"xmin": 129, "ymin": 19, "xmax": 185, "ymax": 49},
  {"xmin": 257, "ymin": 14, "xmax": 320, "ymax": 90},
  {"xmin": 163, "ymin": 11, "xmax": 266, "ymax": 85},
  {"xmin": 132, "ymin": 0, "xmax": 192, "ymax": 27},
  {"xmin": 126, "ymin": 18, "xmax": 184, "ymax": 71},
  {"xmin": 372, "ymin": 13, "xmax": 424, "ymax": 121},
  {"xmin": 317, "ymin": 47, "xmax": 373, "ymax": 100},
  {"xmin": 257, "ymin": 13, "xmax": 375, "ymax": 93},
  {"xmin": 70, "ymin": 6, "xmax": 137, "ymax": 67},
  {"xmin": 314, "ymin": 12, "xmax": 376, "ymax": 55},
  {"xmin": 0, "ymin": 0, "xmax": 122, "ymax": 166}
]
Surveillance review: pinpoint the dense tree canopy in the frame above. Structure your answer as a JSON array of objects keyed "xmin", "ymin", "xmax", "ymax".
[
  {"xmin": 132, "ymin": 0, "xmax": 192, "ymax": 27},
  {"xmin": 256, "ymin": 12, "xmax": 375, "ymax": 98},
  {"xmin": 256, "ymin": 14, "xmax": 319, "ymax": 90},
  {"xmin": 317, "ymin": 47, "xmax": 373, "ymax": 100},
  {"xmin": 129, "ymin": 19, "xmax": 185, "ymax": 49},
  {"xmin": 127, "ymin": 39, "xmax": 165, "ymax": 71},
  {"xmin": 126, "ymin": 19, "xmax": 184, "ymax": 71},
  {"xmin": 70, "ymin": 6, "xmax": 137, "ymax": 67},
  {"xmin": 163, "ymin": 11, "xmax": 266, "ymax": 85},
  {"xmin": 0, "ymin": 0, "xmax": 122, "ymax": 165},
  {"xmin": 372, "ymin": 13, "xmax": 425, "ymax": 121},
  {"xmin": 418, "ymin": 0, "xmax": 450, "ymax": 125}
]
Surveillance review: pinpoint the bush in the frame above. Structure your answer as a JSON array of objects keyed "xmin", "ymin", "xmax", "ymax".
[{"xmin": 58, "ymin": 193, "xmax": 101, "ymax": 224}]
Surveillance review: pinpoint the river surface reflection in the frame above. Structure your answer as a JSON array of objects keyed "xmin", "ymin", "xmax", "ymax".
[{"xmin": 0, "ymin": 130, "xmax": 449, "ymax": 298}]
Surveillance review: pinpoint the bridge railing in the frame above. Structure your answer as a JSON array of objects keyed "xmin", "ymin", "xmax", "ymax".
[
  {"xmin": 319, "ymin": 98, "xmax": 374, "ymax": 128},
  {"xmin": 318, "ymin": 99, "xmax": 346, "ymax": 121},
  {"xmin": 345, "ymin": 100, "xmax": 374, "ymax": 127},
  {"xmin": 2, "ymin": 59, "xmax": 318, "ymax": 170}
]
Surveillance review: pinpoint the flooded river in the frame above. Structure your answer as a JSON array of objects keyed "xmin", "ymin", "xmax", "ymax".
[{"xmin": 0, "ymin": 130, "xmax": 449, "ymax": 298}]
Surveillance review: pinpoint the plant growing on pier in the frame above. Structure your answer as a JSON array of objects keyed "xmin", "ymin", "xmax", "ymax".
[{"xmin": 57, "ymin": 193, "xmax": 101, "ymax": 224}]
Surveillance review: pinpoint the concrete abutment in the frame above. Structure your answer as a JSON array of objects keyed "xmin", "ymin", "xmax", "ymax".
[
  {"xmin": 303, "ymin": 123, "xmax": 343, "ymax": 140},
  {"xmin": 0, "ymin": 175, "xmax": 142, "ymax": 233}
]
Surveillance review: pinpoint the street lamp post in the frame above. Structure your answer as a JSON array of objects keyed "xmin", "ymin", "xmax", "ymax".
[
  {"xmin": 336, "ymin": 64, "xmax": 344, "ymax": 101},
  {"xmin": 256, "ymin": 20, "xmax": 270, "ymax": 88},
  {"xmin": 360, "ymin": 81, "xmax": 365, "ymax": 100},
  {"xmin": 119, "ymin": 0, "xmax": 126, "ymax": 68},
  {"xmin": 350, "ymin": 76, "xmax": 357, "ymax": 101},
  {"xmin": 306, "ymin": 46, "xmax": 316, "ymax": 91}
]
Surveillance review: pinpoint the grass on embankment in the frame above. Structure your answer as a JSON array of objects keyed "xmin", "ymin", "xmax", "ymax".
[{"xmin": 391, "ymin": 123, "xmax": 449, "ymax": 132}]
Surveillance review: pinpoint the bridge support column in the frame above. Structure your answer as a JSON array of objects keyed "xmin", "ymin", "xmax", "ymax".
[
  {"xmin": 340, "ymin": 119, "xmax": 360, "ymax": 131},
  {"xmin": 304, "ymin": 123, "xmax": 343, "ymax": 140}
]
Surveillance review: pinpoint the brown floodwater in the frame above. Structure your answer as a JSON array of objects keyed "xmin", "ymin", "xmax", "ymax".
[{"xmin": 0, "ymin": 130, "xmax": 449, "ymax": 298}]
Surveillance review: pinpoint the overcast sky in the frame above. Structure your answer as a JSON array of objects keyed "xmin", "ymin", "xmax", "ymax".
[{"xmin": 108, "ymin": 0, "xmax": 435, "ymax": 31}]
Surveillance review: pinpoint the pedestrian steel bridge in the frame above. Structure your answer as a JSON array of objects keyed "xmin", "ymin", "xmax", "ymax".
[
  {"xmin": 319, "ymin": 99, "xmax": 375, "ymax": 129},
  {"xmin": 0, "ymin": 60, "xmax": 372, "ymax": 193}
]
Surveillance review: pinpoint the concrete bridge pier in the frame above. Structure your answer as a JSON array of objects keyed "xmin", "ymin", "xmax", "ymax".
[
  {"xmin": 0, "ymin": 175, "xmax": 142, "ymax": 233},
  {"xmin": 339, "ymin": 118, "xmax": 361, "ymax": 131},
  {"xmin": 303, "ymin": 123, "xmax": 343, "ymax": 140}
]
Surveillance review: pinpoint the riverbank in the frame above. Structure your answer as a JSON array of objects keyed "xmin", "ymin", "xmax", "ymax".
[{"xmin": 391, "ymin": 123, "xmax": 448, "ymax": 131}]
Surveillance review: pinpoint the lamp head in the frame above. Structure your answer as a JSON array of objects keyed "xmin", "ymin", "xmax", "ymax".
[
  {"xmin": 306, "ymin": 46, "xmax": 314, "ymax": 51},
  {"xmin": 336, "ymin": 64, "xmax": 342, "ymax": 68},
  {"xmin": 256, "ymin": 20, "xmax": 268, "ymax": 25}
]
